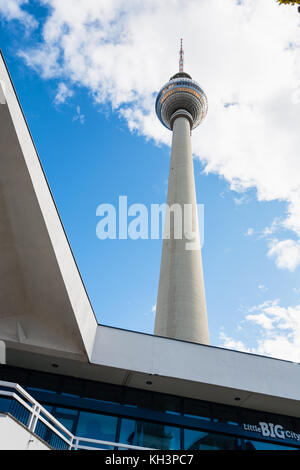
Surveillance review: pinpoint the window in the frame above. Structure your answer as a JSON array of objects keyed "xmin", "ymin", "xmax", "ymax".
[
  {"xmin": 183, "ymin": 398, "xmax": 211, "ymax": 421},
  {"xmin": 240, "ymin": 408, "xmax": 269, "ymax": 426},
  {"xmin": 83, "ymin": 381, "xmax": 122, "ymax": 404},
  {"xmin": 243, "ymin": 439, "xmax": 298, "ymax": 450},
  {"xmin": 0, "ymin": 365, "xmax": 28, "ymax": 386},
  {"xmin": 0, "ymin": 396, "xmax": 12, "ymax": 413},
  {"xmin": 152, "ymin": 393, "xmax": 181, "ymax": 415},
  {"xmin": 212, "ymin": 404, "xmax": 239, "ymax": 426},
  {"xmin": 27, "ymin": 371, "xmax": 60, "ymax": 394},
  {"xmin": 120, "ymin": 418, "xmax": 181, "ymax": 450},
  {"xmin": 76, "ymin": 411, "xmax": 118, "ymax": 443},
  {"xmin": 54, "ymin": 407, "xmax": 78, "ymax": 433},
  {"xmin": 123, "ymin": 389, "xmax": 152, "ymax": 410},
  {"xmin": 61, "ymin": 377, "xmax": 83, "ymax": 397},
  {"xmin": 184, "ymin": 429, "xmax": 236, "ymax": 450},
  {"xmin": 123, "ymin": 389, "xmax": 180, "ymax": 415}
]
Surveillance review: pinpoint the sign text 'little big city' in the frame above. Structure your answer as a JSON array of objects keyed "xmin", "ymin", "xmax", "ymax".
[{"xmin": 243, "ymin": 422, "xmax": 300, "ymax": 441}]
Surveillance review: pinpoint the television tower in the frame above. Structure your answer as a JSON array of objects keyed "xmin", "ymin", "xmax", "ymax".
[{"xmin": 154, "ymin": 40, "xmax": 210, "ymax": 345}]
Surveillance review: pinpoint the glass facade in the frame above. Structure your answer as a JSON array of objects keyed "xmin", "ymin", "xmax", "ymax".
[
  {"xmin": 119, "ymin": 419, "xmax": 180, "ymax": 449},
  {"xmin": 243, "ymin": 439, "xmax": 297, "ymax": 451},
  {"xmin": 0, "ymin": 365, "xmax": 299, "ymax": 451},
  {"xmin": 184, "ymin": 429, "xmax": 237, "ymax": 450},
  {"xmin": 76, "ymin": 411, "xmax": 118, "ymax": 442}
]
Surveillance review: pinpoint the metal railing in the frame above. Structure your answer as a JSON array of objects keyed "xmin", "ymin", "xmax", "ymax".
[
  {"xmin": 0, "ymin": 381, "xmax": 73, "ymax": 449},
  {"xmin": 71, "ymin": 436, "xmax": 152, "ymax": 451},
  {"xmin": 0, "ymin": 381, "xmax": 153, "ymax": 450}
]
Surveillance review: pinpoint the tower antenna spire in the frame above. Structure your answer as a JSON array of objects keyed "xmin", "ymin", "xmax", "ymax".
[{"xmin": 179, "ymin": 38, "xmax": 184, "ymax": 73}]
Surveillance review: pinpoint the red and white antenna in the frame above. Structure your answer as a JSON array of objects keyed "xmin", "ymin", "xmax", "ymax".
[{"xmin": 179, "ymin": 38, "xmax": 184, "ymax": 73}]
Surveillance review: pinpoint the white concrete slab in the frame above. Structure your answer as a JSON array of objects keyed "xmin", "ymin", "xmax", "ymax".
[
  {"xmin": 0, "ymin": 414, "xmax": 50, "ymax": 450},
  {"xmin": 91, "ymin": 325, "xmax": 300, "ymax": 414},
  {"xmin": 0, "ymin": 51, "xmax": 97, "ymax": 360}
]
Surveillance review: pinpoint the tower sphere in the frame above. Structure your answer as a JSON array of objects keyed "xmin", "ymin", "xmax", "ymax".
[{"xmin": 155, "ymin": 71, "xmax": 208, "ymax": 131}]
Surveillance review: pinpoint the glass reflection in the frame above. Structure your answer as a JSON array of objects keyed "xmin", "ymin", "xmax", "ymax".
[
  {"xmin": 76, "ymin": 411, "xmax": 118, "ymax": 442},
  {"xmin": 244, "ymin": 439, "xmax": 298, "ymax": 450},
  {"xmin": 53, "ymin": 407, "xmax": 78, "ymax": 433},
  {"xmin": 120, "ymin": 418, "xmax": 180, "ymax": 449},
  {"xmin": 184, "ymin": 429, "xmax": 236, "ymax": 450},
  {"xmin": 183, "ymin": 399, "xmax": 210, "ymax": 421}
]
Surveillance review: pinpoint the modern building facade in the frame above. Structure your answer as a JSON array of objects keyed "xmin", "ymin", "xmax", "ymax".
[
  {"xmin": 154, "ymin": 41, "xmax": 209, "ymax": 345},
  {"xmin": 0, "ymin": 48, "xmax": 300, "ymax": 451}
]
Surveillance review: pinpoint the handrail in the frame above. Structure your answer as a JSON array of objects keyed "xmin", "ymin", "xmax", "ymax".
[
  {"xmin": 0, "ymin": 383, "xmax": 73, "ymax": 444},
  {"xmin": 72, "ymin": 435, "xmax": 153, "ymax": 450},
  {"xmin": 0, "ymin": 380, "xmax": 153, "ymax": 450}
]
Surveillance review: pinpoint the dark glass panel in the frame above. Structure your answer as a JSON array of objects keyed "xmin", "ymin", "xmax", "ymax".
[
  {"xmin": 292, "ymin": 418, "xmax": 300, "ymax": 434},
  {"xmin": 183, "ymin": 398, "xmax": 211, "ymax": 420},
  {"xmin": 55, "ymin": 407, "xmax": 78, "ymax": 416},
  {"xmin": 120, "ymin": 418, "xmax": 180, "ymax": 450},
  {"xmin": 0, "ymin": 397, "xmax": 12, "ymax": 413},
  {"xmin": 61, "ymin": 377, "xmax": 83, "ymax": 397},
  {"xmin": 212, "ymin": 404, "xmax": 239, "ymax": 426},
  {"xmin": 76, "ymin": 411, "xmax": 118, "ymax": 442},
  {"xmin": 55, "ymin": 416, "xmax": 75, "ymax": 433},
  {"xmin": 123, "ymin": 389, "xmax": 152, "ymax": 410},
  {"xmin": 184, "ymin": 429, "xmax": 236, "ymax": 450},
  {"xmin": 27, "ymin": 371, "xmax": 60, "ymax": 394},
  {"xmin": 53, "ymin": 406, "xmax": 78, "ymax": 433},
  {"xmin": 83, "ymin": 381, "xmax": 122, "ymax": 404},
  {"xmin": 9, "ymin": 400, "xmax": 30, "ymax": 427},
  {"xmin": 41, "ymin": 404, "xmax": 54, "ymax": 414},
  {"xmin": 0, "ymin": 366, "xmax": 29, "ymax": 386},
  {"xmin": 152, "ymin": 393, "xmax": 181, "ymax": 415},
  {"xmin": 27, "ymin": 386, "xmax": 57, "ymax": 395},
  {"xmin": 244, "ymin": 439, "xmax": 298, "ymax": 450},
  {"xmin": 240, "ymin": 408, "xmax": 272, "ymax": 426}
]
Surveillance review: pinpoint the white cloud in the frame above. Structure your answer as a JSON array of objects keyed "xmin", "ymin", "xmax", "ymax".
[
  {"xmin": 4, "ymin": 0, "xmax": 300, "ymax": 269},
  {"xmin": 267, "ymin": 238, "xmax": 300, "ymax": 271},
  {"xmin": 220, "ymin": 300, "xmax": 300, "ymax": 362},
  {"xmin": 219, "ymin": 331, "xmax": 251, "ymax": 353},
  {"xmin": 54, "ymin": 82, "xmax": 73, "ymax": 105},
  {"xmin": 144, "ymin": 304, "xmax": 157, "ymax": 317},
  {"xmin": 72, "ymin": 105, "xmax": 85, "ymax": 124},
  {"xmin": 247, "ymin": 312, "xmax": 274, "ymax": 330},
  {"xmin": 18, "ymin": 45, "xmax": 61, "ymax": 79},
  {"xmin": 0, "ymin": 0, "xmax": 37, "ymax": 29},
  {"xmin": 261, "ymin": 217, "xmax": 281, "ymax": 237},
  {"xmin": 258, "ymin": 284, "xmax": 268, "ymax": 292},
  {"xmin": 245, "ymin": 227, "xmax": 254, "ymax": 236},
  {"xmin": 233, "ymin": 196, "xmax": 246, "ymax": 206}
]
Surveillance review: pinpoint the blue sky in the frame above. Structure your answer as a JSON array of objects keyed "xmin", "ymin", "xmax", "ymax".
[{"xmin": 0, "ymin": 0, "xmax": 300, "ymax": 361}]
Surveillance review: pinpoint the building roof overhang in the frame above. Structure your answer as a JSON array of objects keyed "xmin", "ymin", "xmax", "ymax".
[
  {"xmin": 0, "ymin": 50, "xmax": 98, "ymax": 362},
  {"xmin": 5, "ymin": 324, "xmax": 300, "ymax": 419}
]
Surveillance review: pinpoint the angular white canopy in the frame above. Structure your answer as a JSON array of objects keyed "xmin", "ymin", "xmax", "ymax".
[{"xmin": 0, "ymin": 51, "xmax": 97, "ymax": 362}]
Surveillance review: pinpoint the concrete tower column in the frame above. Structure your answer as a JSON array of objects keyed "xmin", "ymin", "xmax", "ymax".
[
  {"xmin": 155, "ymin": 42, "xmax": 209, "ymax": 344},
  {"xmin": 154, "ymin": 114, "xmax": 209, "ymax": 344}
]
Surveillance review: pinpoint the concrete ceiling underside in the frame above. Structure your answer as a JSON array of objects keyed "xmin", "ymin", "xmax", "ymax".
[{"xmin": 0, "ymin": 51, "xmax": 97, "ymax": 361}]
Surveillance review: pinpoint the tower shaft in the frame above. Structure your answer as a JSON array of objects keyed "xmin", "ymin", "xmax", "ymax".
[{"xmin": 154, "ymin": 116, "xmax": 210, "ymax": 344}]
